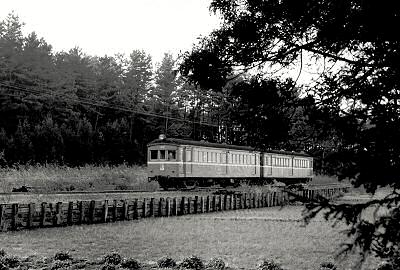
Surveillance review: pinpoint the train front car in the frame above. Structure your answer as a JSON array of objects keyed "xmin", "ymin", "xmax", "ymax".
[{"xmin": 147, "ymin": 136, "xmax": 182, "ymax": 190}]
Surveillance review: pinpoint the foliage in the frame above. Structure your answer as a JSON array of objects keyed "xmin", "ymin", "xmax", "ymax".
[
  {"xmin": 0, "ymin": 255, "xmax": 20, "ymax": 268},
  {"xmin": 319, "ymin": 261, "xmax": 337, "ymax": 270},
  {"xmin": 120, "ymin": 258, "xmax": 140, "ymax": 270},
  {"xmin": 206, "ymin": 258, "xmax": 225, "ymax": 270},
  {"xmin": 102, "ymin": 252, "xmax": 122, "ymax": 265},
  {"xmin": 180, "ymin": 0, "xmax": 400, "ymax": 267},
  {"xmin": 257, "ymin": 259, "xmax": 282, "ymax": 270},
  {"xmin": 180, "ymin": 256, "xmax": 204, "ymax": 270},
  {"xmin": 54, "ymin": 251, "xmax": 72, "ymax": 261},
  {"xmin": 101, "ymin": 263, "xmax": 119, "ymax": 270},
  {"xmin": 157, "ymin": 256, "xmax": 176, "ymax": 268},
  {"xmin": 50, "ymin": 259, "xmax": 72, "ymax": 270}
]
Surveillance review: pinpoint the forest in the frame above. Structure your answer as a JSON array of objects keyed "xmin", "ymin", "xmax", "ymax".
[{"xmin": 0, "ymin": 12, "xmax": 334, "ymax": 170}]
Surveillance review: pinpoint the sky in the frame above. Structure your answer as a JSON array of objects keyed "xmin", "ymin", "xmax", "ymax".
[{"xmin": 0, "ymin": 0, "xmax": 220, "ymax": 63}]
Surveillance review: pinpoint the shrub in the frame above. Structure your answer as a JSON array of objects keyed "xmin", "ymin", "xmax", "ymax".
[
  {"xmin": 180, "ymin": 256, "xmax": 204, "ymax": 270},
  {"xmin": 51, "ymin": 260, "xmax": 72, "ymax": 270},
  {"xmin": 257, "ymin": 259, "xmax": 282, "ymax": 270},
  {"xmin": 0, "ymin": 250, "xmax": 5, "ymax": 258},
  {"xmin": 101, "ymin": 263, "xmax": 118, "ymax": 270},
  {"xmin": 54, "ymin": 251, "xmax": 73, "ymax": 261},
  {"xmin": 120, "ymin": 258, "xmax": 140, "ymax": 270},
  {"xmin": 157, "ymin": 256, "xmax": 176, "ymax": 268},
  {"xmin": 319, "ymin": 262, "xmax": 337, "ymax": 270},
  {"xmin": 0, "ymin": 262, "xmax": 7, "ymax": 270},
  {"xmin": 103, "ymin": 252, "xmax": 122, "ymax": 265},
  {"xmin": 206, "ymin": 258, "xmax": 225, "ymax": 270},
  {"xmin": 1, "ymin": 256, "xmax": 21, "ymax": 268}
]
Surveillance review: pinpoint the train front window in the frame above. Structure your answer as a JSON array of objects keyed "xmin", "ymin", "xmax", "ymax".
[
  {"xmin": 160, "ymin": 150, "xmax": 166, "ymax": 159},
  {"xmin": 150, "ymin": 150, "xmax": 158, "ymax": 160},
  {"xmin": 168, "ymin": 150, "xmax": 176, "ymax": 160}
]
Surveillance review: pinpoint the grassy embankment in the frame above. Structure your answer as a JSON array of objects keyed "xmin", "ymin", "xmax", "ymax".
[
  {"xmin": 0, "ymin": 206, "xmax": 379, "ymax": 270},
  {"xmin": 0, "ymin": 164, "xmax": 158, "ymax": 193}
]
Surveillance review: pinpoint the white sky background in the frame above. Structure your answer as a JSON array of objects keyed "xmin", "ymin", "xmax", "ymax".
[{"xmin": 0, "ymin": 0, "xmax": 220, "ymax": 64}]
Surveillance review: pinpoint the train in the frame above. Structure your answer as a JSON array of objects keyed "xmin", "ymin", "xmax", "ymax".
[{"xmin": 147, "ymin": 135, "xmax": 313, "ymax": 190}]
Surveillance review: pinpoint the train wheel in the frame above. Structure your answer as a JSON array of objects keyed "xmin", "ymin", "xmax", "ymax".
[{"xmin": 179, "ymin": 180, "xmax": 198, "ymax": 190}]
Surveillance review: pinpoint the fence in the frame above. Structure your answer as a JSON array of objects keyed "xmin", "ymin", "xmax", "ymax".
[{"xmin": 0, "ymin": 186, "xmax": 348, "ymax": 232}]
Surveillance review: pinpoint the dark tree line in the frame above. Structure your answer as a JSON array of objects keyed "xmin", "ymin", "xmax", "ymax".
[{"xmin": 0, "ymin": 12, "xmax": 331, "ymax": 168}]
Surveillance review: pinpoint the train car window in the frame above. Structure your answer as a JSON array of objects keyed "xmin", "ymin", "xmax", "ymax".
[
  {"xmin": 160, "ymin": 150, "xmax": 166, "ymax": 160},
  {"xmin": 150, "ymin": 150, "xmax": 158, "ymax": 160},
  {"xmin": 168, "ymin": 150, "xmax": 176, "ymax": 160}
]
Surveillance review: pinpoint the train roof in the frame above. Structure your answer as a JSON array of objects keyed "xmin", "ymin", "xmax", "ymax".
[{"xmin": 148, "ymin": 137, "xmax": 311, "ymax": 157}]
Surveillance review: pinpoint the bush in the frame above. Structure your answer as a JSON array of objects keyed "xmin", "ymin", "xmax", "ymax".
[
  {"xmin": 157, "ymin": 256, "xmax": 176, "ymax": 268},
  {"xmin": 319, "ymin": 262, "xmax": 337, "ymax": 270},
  {"xmin": 120, "ymin": 258, "xmax": 140, "ymax": 270},
  {"xmin": 101, "ymin": 263, "xmax": 118, "ymax": 270},
  {"xmin": 1, "ymin": 256, "xmax": 20, "ymax": 268},
  {"xmin": 257, "ymin": 259, "xmax": 282, "ymax": 270},
  {"xmin": 103, "ymin": 252, "xmax": 122, "ymax": 265},
  {"xmin": 0, "ymin": 250, "xmax": 5, "ymax": 258},
  {"xmin": 0, "ymin": 262, "xmax": 7, "ymax": 270},
  {"xmin": 180, "ymin": 256, "xmax": 204, "ymax": 270},
  {"xmin": 54, "ymin": 251, "xmax": 73, "ymax": 261},
  {"xmin": 51, "ymin": 260, "xmax": 72, "ymax": 270},
  {"xmin": 206, "ymin": 258, "xmax": 225, "ymax": 270}
]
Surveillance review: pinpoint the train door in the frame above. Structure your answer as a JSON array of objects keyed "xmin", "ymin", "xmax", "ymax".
[
  {"xmin": 267, "ymin": 154, "xmax": 273, "ymax": 175},
  {"xmin": 290, "ymin": 156, "xmax": 294, "ymax": 176},
  {"xmin": 185, "ymin": 147, "xmax": 192, "ymax": 176}
]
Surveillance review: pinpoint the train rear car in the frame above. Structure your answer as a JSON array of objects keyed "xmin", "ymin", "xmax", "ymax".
[{"xmin": 261, "ymin": 151, "xmax": 313, "ymax": 184}]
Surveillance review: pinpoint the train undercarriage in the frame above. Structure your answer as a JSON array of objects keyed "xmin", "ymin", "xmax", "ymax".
[{"xmin": 149, "ymin": 176, "xmax": 311, "ymax": 191}]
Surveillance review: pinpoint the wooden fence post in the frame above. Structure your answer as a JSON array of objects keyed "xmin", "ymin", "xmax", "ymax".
[
  {"xmin": 206, "ymin": 196, "xmax": 210, "ymax": 212},
  {"xmin": 212, "ymin": 196, "xmax": 216, "ymax": 212},
  {"xmin": 200, "ymin": 196, "xmax": 204, "ymax": 213},
  {"xmin": 159, "ymin": 198, "xmax": 164, "ymax": 217},
  {"xmin": 187, "ymin": 197, "xmax": 192, "ymax": 214},
  {"xmin": 28, "ymin": 203, "xmax": 35, "ymax": 228},
  {"xmin": 103, "ymin": 200, "xmax": 109, "ymax": 222},
  {"xmin": 55, "ymin": 202, "xmax": 63, "ymax": 226},
  {"xmin": 123, "ymin": 200, "xmax": 128, "ymax": 220},
  {"xmin": 113, "ymin": 200, "xmax": 118, "ymax": 221},
  {"xmin": 12, "ymin": 203, "xmax": 19, "ymax": 230},
  {"xmin": 133, "ymin": 199, "xmax": 138, "ymax": 219},
  {"xmin": 142, "ymin": 199, "xmax": 147, "ymax": 218},
  {"xmin": 149, "ymin": 198, "xmax": 155, "ymax": 217},
  {"xmin": 67, "ymin": 202, "xmax": 74, "ymax": 225},
  {"xmin": 89, "ymin": 200, "xmax": 96, "ymax": 223},
  {"xmin": 180, "ymin": 197, "xmax": 185, "ymax": 215},
  {"xmin": 0, "ymin": 205, "xmax": 7, "ymax": 231},
  {"xmin": 41, "ymin": 202, "xmax": 47, "ymax": 227},
  {"xmin": 173, "ymin": 198, "xmax": 177, "ymax": 216},
  {"xmin": 165, "ymin": 198, "xmax": 170, "ymax": 217},
  {"xmin": 194, "ymin": 196, "xmax": 198, "ymax": 214}
]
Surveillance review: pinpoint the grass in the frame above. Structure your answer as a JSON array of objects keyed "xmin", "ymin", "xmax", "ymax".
[
  {"xmin": 0, "ymin": 164, "xmax": 159, "ymax": 193},
  {"xmin": 0, "ymin": 206, "xmax": 379, "ymax": 270}
]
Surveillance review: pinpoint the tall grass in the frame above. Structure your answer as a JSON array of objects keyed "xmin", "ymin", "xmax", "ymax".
[{"xmin": 0, "ymin": 164, "xmax": 159, "ymax": 192}]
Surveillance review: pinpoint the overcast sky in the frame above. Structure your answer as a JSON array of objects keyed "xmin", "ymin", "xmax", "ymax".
[{"xmin": 0, "ymin": 0, "xmax": 220, "ymax": 63}]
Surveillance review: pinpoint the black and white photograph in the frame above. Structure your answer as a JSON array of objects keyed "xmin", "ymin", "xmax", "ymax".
[{"xmin": 0, "ymin": 1, "xmax": 399, "ymax": 270}]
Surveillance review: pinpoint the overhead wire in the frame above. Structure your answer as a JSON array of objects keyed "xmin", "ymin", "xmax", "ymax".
[{"xmin": 0, "ymin": 82, "xmax": 224, "ymax": 128}]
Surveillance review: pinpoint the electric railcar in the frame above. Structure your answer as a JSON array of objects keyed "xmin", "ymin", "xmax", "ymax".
[{"xmin": 147, "ymin": 136, "xmax": 313, "ymax": 190}]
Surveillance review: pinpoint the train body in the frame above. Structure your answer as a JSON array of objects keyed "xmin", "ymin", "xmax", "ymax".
[{"xmin": 147, "ymin": 136, "xmax": 313, "ymax": 190}]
